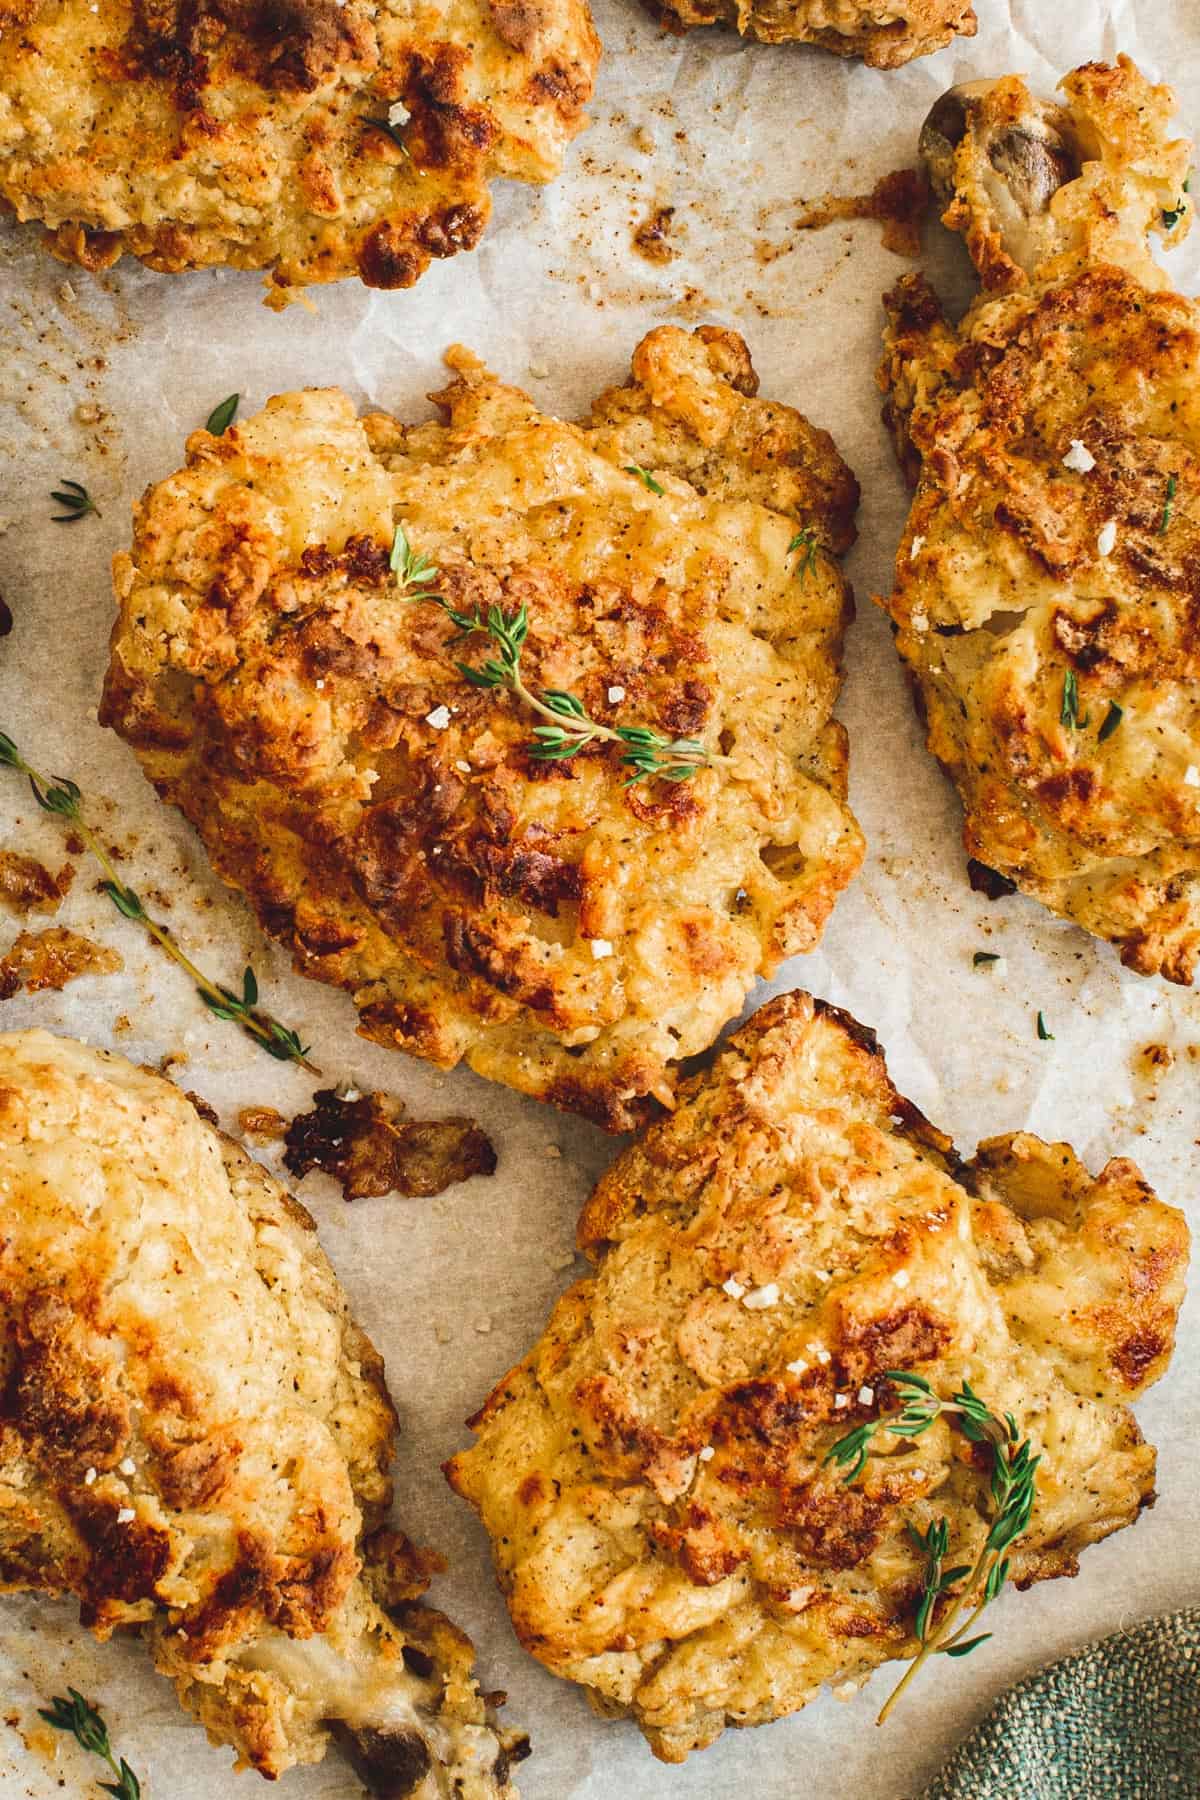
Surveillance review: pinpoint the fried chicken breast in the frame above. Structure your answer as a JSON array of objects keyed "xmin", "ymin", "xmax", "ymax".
[
  {"xmin": 101, "ymin": 327, "xmax": 864, "ymax": 1130},
  {"xmin": 878, "ymin": 59, "xmax": 1200, "ymax": 981},
  {"xmin": 0, "ymin": 1030, "xmax": 523, "ymax": 1794},
  {"xmin": 648, "ymin": 0, "xmax": 974, "ymax": 67},
  {"xmin": 447, "ymin": 991, "xmax": 1188, "ymax": 1761},
  {"xmin": 0, "ymin": 0, "xmax": 599, "ymax": 306}
]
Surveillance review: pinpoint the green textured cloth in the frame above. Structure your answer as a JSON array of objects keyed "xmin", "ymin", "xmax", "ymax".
[{"xmin": 921, "ymin": 1609, "xmax": 1200, "ymax": 1799}]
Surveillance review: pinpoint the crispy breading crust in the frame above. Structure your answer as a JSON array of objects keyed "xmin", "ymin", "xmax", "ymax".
[
  {"xmin": 646, "ymin": 0, "xmax": 974, "ymax": 66},
  {"xmin": 447, "ymin": 991, "xmax": 1188, "ymax": 1762},
  {"xmin": 0, "ymin": 1031, "xmax": 521, "ymax": 1792},
  {"xmin": 101, "ymin": 327, "xmax": 864, "ymax": 1130},
  {"xmin": 878, "ymin": 60, "xmax": 1200, "ymax": 982},
  {"xmin": 0, "ymin": 1, "xmax": 599, "ymax": 306}
]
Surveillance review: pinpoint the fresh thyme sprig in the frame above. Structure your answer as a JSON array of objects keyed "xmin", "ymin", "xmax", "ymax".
[
  {"xmin": 788, "ymin": 526, "xmax": 820, "ymax": 581},
  {"xmin": 50, "ymin": 479, "xmax": 99, "ymax": 524},
  {"xmin": 0, "ymin": 733, "xmax": 315, "ymax": 1071},
  {"xmin": 39, "ymin": 1690, "xmax": 141, "ymax": 1799},
  {"xmin": 824, "ymin": 1371, "xmax": 1039, "ymax": 1726},
  {"xmin": 390, "ymin": 524, "xmax": 731, "ymax": 785}
]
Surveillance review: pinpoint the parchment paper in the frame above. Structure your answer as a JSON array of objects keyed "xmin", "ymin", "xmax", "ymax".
[{"xmin": 1, "ymin": 3, "xmax": 1198, "ymax": 1796}]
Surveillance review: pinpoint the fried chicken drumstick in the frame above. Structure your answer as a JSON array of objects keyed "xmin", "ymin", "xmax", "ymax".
[{"xmin": 879, "ymin": 58, "xmax": 1200, "ymax": 981}]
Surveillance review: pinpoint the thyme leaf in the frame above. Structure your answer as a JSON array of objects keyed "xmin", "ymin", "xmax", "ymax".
[
  {"xmin": 1060, "ymin": 669, "xmax": 1089, "ymax": 730},
  {"xmin": 623, "ymin": 463, "xmax": 665, "ymax": 496},
  {"xmin": 1098, "ymin": 701, "xmax": 1124, "ymax": 742},
  {"xmin": 50, "ymin": 479, "xmax": 99, "ymax": 524},
  {"xmin": 1161, "ymin": 473, "xmax": 1178, "ymax": 535},
  {"xmin": 1036, "ymin": 1010, "xmax": 1054, "ymax": 1041},
  {"xmin": 205, "ymin": 393, "xmax": 240, "ymax": 435},
  {"xmin": 365, "ymin": 114, "xmax": 413, "ymax": 160},
  {"xmin": 787, "ymin": 526, "xmax": 820, "ymax": 581}
]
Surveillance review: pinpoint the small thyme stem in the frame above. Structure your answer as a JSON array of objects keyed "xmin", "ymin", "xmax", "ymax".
[
  {"xmin": 0, "ymin": 733, "xmax": 317, "ymax": 1073},
  {"xmin": 824, "ymin": 1371, "xmax": 1039, "ymax": 1726}
]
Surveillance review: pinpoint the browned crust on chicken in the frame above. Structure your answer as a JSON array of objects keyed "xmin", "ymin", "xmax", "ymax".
[
  {"xmin": 878, "ymin": 59, "xmax": 1200, "ymax": 981},
  {"xmin": 101, "ymin": 327, "xmax": 864, "ymax": 1130},
  {"xmin": 0, "ymin": 0, "xmax": 599, "ymax": 305},
  {"xmin": 644, "ymin": 0, "xmax": 974, "ymax": 67},
  {"xmin": 0, "ymin": 1031, "xmax": 519, "ymax": 1791},
  {"xmin": 447, "ymin": 991, "xmax": 1188, "ymax": 1762}
]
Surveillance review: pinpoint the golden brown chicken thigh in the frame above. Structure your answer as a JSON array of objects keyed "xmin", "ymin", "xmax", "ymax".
[
  {"xmin": 0, "ymin": 0, "xmax": 599, "ymax": 306},
  {"xmin": 101, "ymin": 327, "xmax": 864, "ymax": 1130},
  {"xmin": 448, "ymin": 992, "xmax": 1187, "ymax": 1760},
  {"xmin": 879, "ymin": 58, "xmax": 1200, "ymax": 980},
  {"xmin": 0, "ymin": 1031, "xmax": 523, "ymax": 1795}
]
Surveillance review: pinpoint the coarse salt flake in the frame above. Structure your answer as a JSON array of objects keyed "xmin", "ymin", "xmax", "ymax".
[
  {"xmin": 1063, "ymin": 439, "xmax": 1096, "ymax": 473},
  {"xmin": 607, "ymin": 685, "xmax": 626, "ymax": 703},
  {"xmin": 813, "ymin": 1269, "xmax": 830, "ymax": 1283},
  {"xmin": 909, "ymin": 535, "xmax": 925, "ymax": 559},
  {"xmin": 833, "ymin": 1392, "xmax": 849, "ymax": 1409},
  {"xmin": 858, "ymin": 1385, "xmax": 875, "ymax": 1406},
  {"xmin": 425, "ymin": 705, "xmax": 452, "ymax": 730},
  {"xmin": 911, "ymin": 608, "xmax": 929, "ymax": 635},
  {"xmin": 1097, "ymin": 519, "xmax": 1118, "ymax": 556},
  {"xmin": 786, "ymin": 1358, "xmax": 807, "ymax": 1376},
  {"xmin": 743, "ymin": 1282, "xmax": 780, "ymax": 1310},
  {"xmin": 388, "ymin": 100, "xmax": 411, "ymax": 126},
  {"xmin": 1185, "ymin": 765, "xmax": 1200, "ymax": 787},
  {"xmin": 84, "ymin": 1467, "xmax": 97, "ymax": 1486},
  {"xmin": 892, "ymin": 1268, "xmax": 911, "ymax": 1289},
  {"xmin": 116, "ymin": 1507, "xmax": 136, "ymax": 1524},
  {"xmin": 723, "ymin": 1277, "xmax": 746, "ymax": 1299},
  {"xmin": 698, "ymin": 1445, "xmax": 715, "ymax": 1462},
  {"xmin": 119, "ymin": 1457, "xmax": 136, "ymax": 1475},
  {"xmin": 590, "ymin": 938, "xmax": 614, "ymax": 959},
  {"xmin": 815, "ymin": 1345, "xmax": 832, "ymax": 1365}
]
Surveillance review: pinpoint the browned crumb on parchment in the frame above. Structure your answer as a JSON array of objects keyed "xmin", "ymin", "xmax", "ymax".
[
  {"xmin": 632, "ymin": 205, "xmax": 677, "ymax": 263},
  {"xmin": 239, "ymin": 1103, "xmax": 288, "ymax": 1143},
  {"xmin": 0, "ymin": 850, "xmax": 74, "ymax": 915},
  {"xmin": 284, "ymin": 1088, "xmax": 497, "ymax": 1200},
  {"xmin": 0, "ymin": 926, "xmax": 121, "ymax": 997},
  {"xmin": 794, "ymin": 168, "xmax": 928, "ymax": 256}
]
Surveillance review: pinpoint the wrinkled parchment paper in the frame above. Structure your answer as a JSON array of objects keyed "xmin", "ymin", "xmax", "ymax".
[{"xmin": 1, "ymin": 4, "xmax": 1198, "ymax": 1796}]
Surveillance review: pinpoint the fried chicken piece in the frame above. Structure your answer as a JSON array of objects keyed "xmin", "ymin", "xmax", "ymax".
[
  {"xmin": 447, "ymin": 991, "xmax": 1188, "ymax": 1761},
  {"xmin": 101, "ymin": 326, "xmax": 864, "ymax": 1131},
  {"xmin": 648, "ymin": 0, "xmax": 974, "ymax": 67},
  {"xmin": 0, "ymin": 1, "xmax": 599, "ymax": 307},
  {"xmin": 878, "ymin": 58, "xmax": 1200, "ymax": 981},
  {"xmin": 0, "ymin": 1030, "xmax": 523, "ymax": 1794}
]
